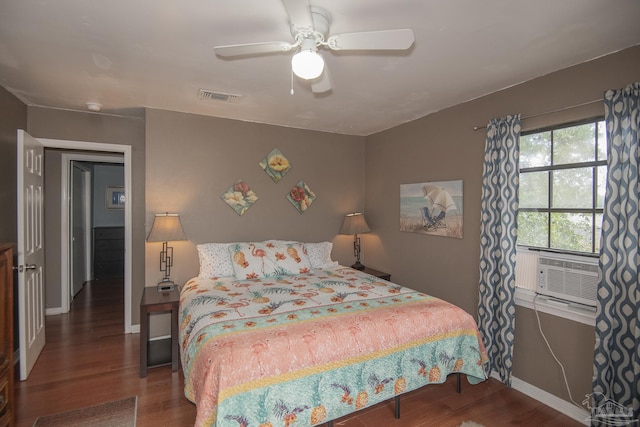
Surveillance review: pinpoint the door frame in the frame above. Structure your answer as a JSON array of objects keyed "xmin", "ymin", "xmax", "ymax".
[
  {"xmin": 70, "ymin": 160, "xmax": 92, "ymax": 299},
  {"xmin": 63, "ymin": 154, "xmax": 124, "ymax": 312},
  {"xmin": 41, "ymin": 138, "xmax": 133, "ymax": 333}
]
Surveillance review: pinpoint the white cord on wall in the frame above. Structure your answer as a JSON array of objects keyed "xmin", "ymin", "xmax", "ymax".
[{"xmin": 532, "ymin": 293, "xmax": 583, "ymax": 408}]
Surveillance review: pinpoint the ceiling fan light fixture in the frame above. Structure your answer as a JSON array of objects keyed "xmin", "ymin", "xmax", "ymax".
[
  {"xmin": 291, "ymin": 37, "xmax": 324, "ymax": 80},
  {"xmin": 213, "ymin": 3, "xmax": 416, "ymax": 93},
  {"xmin": 291, "ymin": 50, "xmax": 324, "ymax": 80}
]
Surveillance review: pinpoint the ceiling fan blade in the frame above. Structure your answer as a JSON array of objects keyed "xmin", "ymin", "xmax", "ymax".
[
  {"xmin": 311, "ymin": 66, "xmax": 331, "ymax": 93},
  {"xmin": 327, "ymin": 29, "xmax": 415, "ymax": 51},
  {"xmin": 281, "ymin": 0, "xmax": 314, "ymax": 31},
  {"xmin": 215, "ymin": 41, "xmax": 294, "ymax": 57}
]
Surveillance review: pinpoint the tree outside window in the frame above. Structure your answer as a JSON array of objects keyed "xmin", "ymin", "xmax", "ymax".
[{"xmin": 518, "ymin": 119, "xmax": 606, "ymax": 254}]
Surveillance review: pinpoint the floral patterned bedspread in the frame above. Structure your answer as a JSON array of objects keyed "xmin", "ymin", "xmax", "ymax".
[{"xmin": 179, "ymin": 266, "xmax": 488, "ymax": 427}]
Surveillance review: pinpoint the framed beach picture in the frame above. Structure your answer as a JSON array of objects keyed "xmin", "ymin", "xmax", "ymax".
[
  {"xmin": 400, "ymin": 180, "xmax": 463, "ymax": 238},
  {"xmin": 105, "ymin": 186, "xmax": 125, "ymax": 210}
]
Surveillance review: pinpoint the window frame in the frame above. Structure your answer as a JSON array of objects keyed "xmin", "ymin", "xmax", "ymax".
[
  {"xmin": 514, "ymin": 287, "xmax": 596, "ymax": 326},
  {"xmin": 518, "ymin": 117, "xmax": 607, "ymax": 255}
]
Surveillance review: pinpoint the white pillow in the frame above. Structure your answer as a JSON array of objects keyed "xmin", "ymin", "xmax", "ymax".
[
  {"xmin": 197, "ymin": 243, "xmax": 234, "ymax": 278},
  {"xmin": 305, "ymin": 242, "xmax": 339, "ymax": 269}
]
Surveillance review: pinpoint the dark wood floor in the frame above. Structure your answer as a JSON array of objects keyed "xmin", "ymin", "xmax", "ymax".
[{"xmin": 14, "ymin": 280, "xmax": 585, "ymax": 427}]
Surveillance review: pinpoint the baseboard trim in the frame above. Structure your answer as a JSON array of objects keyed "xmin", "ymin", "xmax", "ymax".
[
  {"xmin": 491, "ymin": 372, "xmax": 589, "ymax": 425},
  {"xmin": 149, "ymin": 334, "xmax": 170, "ymax": 341}
]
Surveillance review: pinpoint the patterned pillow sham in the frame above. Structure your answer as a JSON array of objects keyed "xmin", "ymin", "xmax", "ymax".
[
  {"xmin": 228, "ymin": 241, "xmax": 312, "ymax": 279},
  {"xmin": 197, "ymin": 241, "xmax": 300, "ymax": 278},
  {"xmin": 197, "ymin": 243, "xmax": 234, "ymax": 278},
  {"xmin": 305, "ymin": 241, "xmax": 339, "ymax": 269}
]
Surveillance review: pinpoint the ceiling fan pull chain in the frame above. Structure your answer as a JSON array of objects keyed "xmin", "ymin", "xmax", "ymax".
[{"xmin": 290, "ymin": 68, "xmax": 294, "ymax": 95}]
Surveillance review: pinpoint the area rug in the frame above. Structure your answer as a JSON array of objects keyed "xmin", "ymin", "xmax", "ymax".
[
  {"xmin": 458, "ymin": 422, "xmax": 486, "ymax": 427},
  {"xmin": 33, "ymin": 396, "xmax": 137, "ymax": 427}
]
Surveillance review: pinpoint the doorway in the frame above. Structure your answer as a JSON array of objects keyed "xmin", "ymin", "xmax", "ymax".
[
  {"xmin": 17, "ymin": 134, "xmax": 133, "ymax": 380},
  {"xmin": 40, "ymin": 138, "xmax": 133, "ymax": 333},
  {"xmin": 66, "ymin": 157, "xmax": 125, "ymax": 306}
]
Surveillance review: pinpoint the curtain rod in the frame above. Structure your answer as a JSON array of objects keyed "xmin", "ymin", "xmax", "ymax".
[{"xmin": 472, "ymin": 98, "xmax": 603, "ymax": 131}]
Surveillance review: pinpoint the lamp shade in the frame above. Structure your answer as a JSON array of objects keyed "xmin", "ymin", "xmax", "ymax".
[
  {"xmin": 339, "ymin": 213, "xmax": 371, "ymax": 235},
  {"xmin": 147, "ymin": 213, "xmax": 187, "ymax": 242}
]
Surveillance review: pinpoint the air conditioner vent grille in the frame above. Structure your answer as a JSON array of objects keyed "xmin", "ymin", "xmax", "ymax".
[
  {"xmin": 537, "ymin": 253, "xmax": 599, "ymax": 307},
  {"xmin": 198, "ymin": 89, "xmax": 242, "ymax": 103}
]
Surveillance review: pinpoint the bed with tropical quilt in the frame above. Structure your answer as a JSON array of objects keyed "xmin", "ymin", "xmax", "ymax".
[{"xmin": 179, "ymin": 240, "xmax": 488, "ymax": 427}]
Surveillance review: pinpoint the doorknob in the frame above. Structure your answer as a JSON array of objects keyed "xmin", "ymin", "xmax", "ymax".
[{"xmin": 12, "ymin": 264, "xmax": 37, "ymax": 273}]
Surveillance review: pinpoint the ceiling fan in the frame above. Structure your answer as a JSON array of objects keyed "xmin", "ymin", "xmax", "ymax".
[{"xmin": 213, "ymin": 0, "xmax": 415, "ymax": 93}]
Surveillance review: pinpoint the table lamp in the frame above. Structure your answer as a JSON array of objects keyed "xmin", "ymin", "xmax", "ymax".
[
  {"xmin": 147, "ymin": 213, "xmax": 187, "ymax": 291},
  {"xmin": 339, "ymin": 212, "xmax": 371, "ymax": 270}
]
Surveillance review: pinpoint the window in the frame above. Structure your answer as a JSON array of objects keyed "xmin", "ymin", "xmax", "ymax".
[{"xmin": 518, "ymin": 119, "xmax": 607, "ymax": 254}]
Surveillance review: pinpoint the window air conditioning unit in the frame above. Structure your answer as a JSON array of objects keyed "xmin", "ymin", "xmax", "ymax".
[{"xmin": 536, "ymin": 252, "xmax": 600, "ymax": 307}]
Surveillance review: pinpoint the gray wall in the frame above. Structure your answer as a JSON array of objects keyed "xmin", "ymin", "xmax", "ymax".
[
  {"xmin": 0, "ymin": 86, "xmax": 26, "ymax": 243},
  {"xmin": 144, "ymin": 109, "xmax": 366, "ymax": 287},
  {"xmin": 364, "ymin": 45, "xmax": 640, "ymax": 403},
  {"xmin": 0, "ymin": 85, "xmax": 27, "ymax": 352}
]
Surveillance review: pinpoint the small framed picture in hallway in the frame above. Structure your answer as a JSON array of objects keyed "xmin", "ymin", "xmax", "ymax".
[{"xmin": 106, "ymin": 186, "xmax": 125, "ymax": 210}]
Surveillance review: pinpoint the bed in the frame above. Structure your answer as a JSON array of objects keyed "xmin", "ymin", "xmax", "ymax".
[{"xmin": 179, "ymin": 241, "xmax": 488, "ymax": 426}]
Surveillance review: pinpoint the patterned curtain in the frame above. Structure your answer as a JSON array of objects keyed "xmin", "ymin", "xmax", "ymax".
[
  {"xmin": 593, "ymin": 82, "xmax": 640, "ymax": 420},
  {"xmin": 477, "ymin": 114, "xmax": 521, "ymax": 385}
]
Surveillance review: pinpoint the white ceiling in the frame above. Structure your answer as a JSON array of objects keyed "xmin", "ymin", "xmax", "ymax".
[{"xmin": 1, "ymin": 0, "xmax": 639, "ymax": 136}]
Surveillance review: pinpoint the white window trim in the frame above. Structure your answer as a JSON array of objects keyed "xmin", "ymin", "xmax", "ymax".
[{"xmin": 515, "ymin": 288, "xmax": 596, "ymax": 326}]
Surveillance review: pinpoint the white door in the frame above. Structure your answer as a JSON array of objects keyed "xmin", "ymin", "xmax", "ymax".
[{"xmin": 17, "ymin": 130, "xmax": 46, "ymax": 380}]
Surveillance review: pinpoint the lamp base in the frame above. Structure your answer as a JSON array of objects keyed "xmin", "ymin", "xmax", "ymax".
[{"xmin": 351, "ymin": 261, "xmax": 365, "ymax": 271}]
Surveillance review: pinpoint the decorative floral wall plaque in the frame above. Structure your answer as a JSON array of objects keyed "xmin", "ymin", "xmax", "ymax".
[
  {"xmin": 287, "ymin": 180, "xmax": 316, "ymax": 213},
  {"xmin": 259, "ymin": 148, "xmax": 291, "ymax": 183},
  {"xmin": 221, "ymin": 179, "xmax": 259, "ymax": 216}
]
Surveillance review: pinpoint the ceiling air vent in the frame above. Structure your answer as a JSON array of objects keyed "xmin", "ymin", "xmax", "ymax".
[{"xmin": 198, "ymin": 89, "xmax": 242, "ymax": 103}]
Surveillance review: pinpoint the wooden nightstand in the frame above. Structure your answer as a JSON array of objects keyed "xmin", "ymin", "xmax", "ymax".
[
  {"xmin": 362, "ymin": 267, "xmax": 391, "ymax": 281},
  {"xmin": 140, "ymin": 286, "xmax": 180, "ymax": 378}
]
